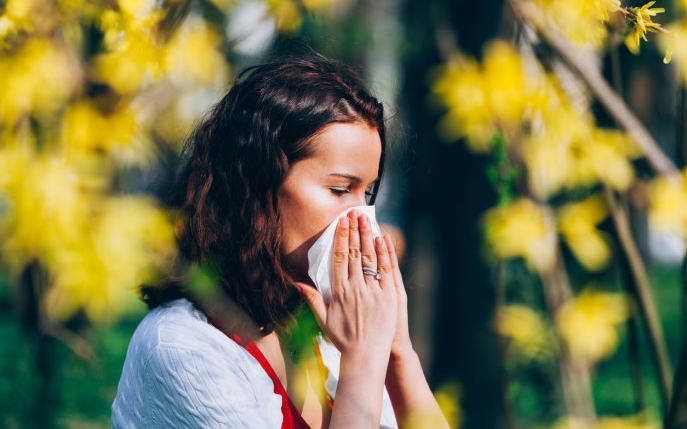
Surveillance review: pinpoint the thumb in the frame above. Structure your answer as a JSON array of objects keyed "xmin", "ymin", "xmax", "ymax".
[{"xmin": 293, "ymin": 282, "xmax": 327, "ymax": 326}]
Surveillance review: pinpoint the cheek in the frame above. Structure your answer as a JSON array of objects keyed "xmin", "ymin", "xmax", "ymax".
[{"xmin": 278, "ymin": 187, "xmax": 348, "ymax": 251}]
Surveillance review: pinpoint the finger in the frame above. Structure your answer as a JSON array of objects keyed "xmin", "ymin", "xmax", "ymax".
[
  {"xmin": 332, "ymin": 216, "xmax": 349, "ymax": 288},
  {"xmin": 358, "ymin": 214, "xmax": 377, "ymax": 285},
  {"xmin": 375, "ymin": 236, "xmax": 394, "ymax": 290},
  {"xmin": 347, "ymin": 210, "xmax": 363, "ymax": 281},
  {"xmin": 294, "ymin": 281, "xmax": 327, "ymax": 327},
  {"xmin": 384, "ymin": 234, "xmax": 405, "ymax": 290}
]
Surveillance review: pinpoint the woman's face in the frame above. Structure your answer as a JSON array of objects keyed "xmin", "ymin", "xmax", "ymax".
[{"xmin": 278, "ymin": 121, "xmax": 382, "ymax": 284}]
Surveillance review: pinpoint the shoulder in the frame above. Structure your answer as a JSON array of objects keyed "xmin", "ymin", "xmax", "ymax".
[
  {"xmin": 129, "ymin": 298, "xmax": 228, "ymax": 356},
  {"xmin": 112, "ymin": 299, "xmax": 283, "ymax": 428}
]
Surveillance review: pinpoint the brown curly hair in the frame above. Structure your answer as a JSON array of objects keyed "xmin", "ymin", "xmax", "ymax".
[{"xmin": 142, "ymin": 54, "xmax": 386, "ymax": 334}]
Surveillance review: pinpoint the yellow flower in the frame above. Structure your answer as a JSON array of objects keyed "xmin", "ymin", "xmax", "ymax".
[
  {"xmin": 302, "ymin": 0, "xmax": 335, "ymax": 12},
  {"xmin": 557, "ymin": 195, "xmax": 611, "ymax": 272},
  {"xmin": 266, "ymin": 0, "xmax": 303, "ymax": 32},
  {"xmin": 495, "ymin": 304, "xmax": 553, "ymax": 361},
  {"xmin": 44, "ymin": 196, "xmax": 176, "ymax": 322},
  {"xmin": 660, "ymin": 29, "xmax": 675, "ymax": 64},
  {"xmin": 649, "ymin": 170, "xmax": 687, "ymax": 236},
  {"xmin": 433, "ymin": 56, "xmax": 494, "ymax": 150},
  {"xmin": 484, "ymin": 199, "xmax": 557, "ymax": 273},
  {"xmin": 0, "ymin": 38, "xmax": 80, "ymax": 125},
  {"xmin": 61, "ymin": 101, "xmax": 137, "ymax": 153},
  {"xmin": 482, "ymin": 41, "xmax": 529, "ymax": 129},
  {"xmin": 0, "ymin": 151, "xmax": 96, "ymax": 272},
  {"xmin": 524, "ymin": 90, "xmax": 637, "ymax": 198},
  {"xmin": 432, "ymin": 41, "xmax": 529, "ymax": 151},
  {"xmin": 117, "ymin": 0, "xmax": 164, "ymax": 30},
  {"xmin": 625, "ymin": 27, "xmax": 642, "ymax": 54},
  {"xmin": 578, "ymin": 129, "xmax": 637, "ymax": 191},
  {"xmin": 533, "ymin": 0, "xmax": 615, "ymax": 48},
  {"xmin": 555, "ymin": 412, "xmax": 659, "ymax": 429},
  {"xmin": 523, "ymin": 99, "xmax": 587, "ymax": 199},
  {"xmin": 594, "ymin": 0, "xmax": 622, "ymax": 21},
  {"xmin": 597, "ymin": 413, "xmax": 660, "ymax": 429},
  {"xmin": 624, "ymin": 1, "xmax": 666, "ymax": 54},
  {"xmin": 635, "ymin": 2, "xmax": 665, "ymax": 33},
  {"xmin": 523, "ymin": 133, "xmax": 573, "ymax": 200},
  {"xmin": 263, "ymin": 0, "xmax": 334, "ymax": 32},
  {"xmin": 0, "ymin": 15, "xmax": 19, "ymax": 44},
  {"xmin": 91, "ymin": 5, "xmax": 167, "ymax": 93},
  {"xmin": 660, "ymin": 24, "xmax": 687, "ymax": 81},
  {"xmin": 91, "ymin": 28, "xmax": 163, "ymax": 93},
  {"xmin": 164, "ymin": 16, "xmax": 230, "ymax": 86},
  {"xmin": 556, "ymin": 289, "xmax": 630, "ymax": 364},
  {"xmin": 0, "ymin": 139, "xmax": 174, "ymax": 322},
  {"xmin": 405, "ymin": 382, "xmax": 462, "ymax": 429},
  {"xmin": 207, "ymin": 0, "xmax": 234, "ymax": 10},
  {"xmin": 3, "ymin": 0, "xmax": 43, "ymax": 34}
]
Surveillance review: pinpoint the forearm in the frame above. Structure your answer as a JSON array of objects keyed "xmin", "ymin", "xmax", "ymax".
[
  {"xmin": 328, "ymin": 349, "xmax": 389, "ymax": 429},
  {"xmin": 385, "ymin": 349, "xmax": 450, "ymax": 428}
]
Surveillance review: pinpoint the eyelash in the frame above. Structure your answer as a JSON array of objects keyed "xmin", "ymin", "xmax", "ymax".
[{"xmin": 330, "ymin": 188, "xmax": 374, "ymax": 197}]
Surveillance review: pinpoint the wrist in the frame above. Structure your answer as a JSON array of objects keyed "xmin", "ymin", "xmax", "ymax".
[
  {"xmin": 340, "ymin": 347, "xmax": 390, "ymax": 382},
  {"xmin": 341, "ymin": 344, "xmax": 391, "ymax": 365},
  {"xmin": 390, "ymin": 342, "xmax": 416, "ymax": 363},
  {"xmin": 387, "ymin": 347, "xmax": 421, "ymax": 384}
]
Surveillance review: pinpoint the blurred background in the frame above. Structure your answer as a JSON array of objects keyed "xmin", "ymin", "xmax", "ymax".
[{"xmin": 1, "ymin": 0, "xmax": 686, "ymax": 427}]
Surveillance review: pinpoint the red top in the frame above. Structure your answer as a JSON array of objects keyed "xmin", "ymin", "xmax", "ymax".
[{"xmin": 225, "ymin": 332, "xmax": 311, "ymax": 429}]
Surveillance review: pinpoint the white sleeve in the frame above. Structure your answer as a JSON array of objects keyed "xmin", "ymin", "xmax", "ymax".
[{"xmin": 114, "ymin": 344, "xmax": 283, "ymax": 429}]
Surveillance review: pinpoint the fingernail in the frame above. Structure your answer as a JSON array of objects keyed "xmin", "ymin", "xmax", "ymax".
[
  {"xmin": 348, "ymin": 210, "xmax": 357, "ymax": 219},
  {"xmin": 359, "ymin": 215, "xmax": 368, "ymax": 226},
  {"xmin": 339, "ymin": 217, "xmax": 349, "ymax": 227}
]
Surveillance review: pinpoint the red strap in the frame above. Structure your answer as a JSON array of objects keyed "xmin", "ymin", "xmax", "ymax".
[{"xmin": 225, "ymin": 332, "xmax": 311, "ymax": 429}]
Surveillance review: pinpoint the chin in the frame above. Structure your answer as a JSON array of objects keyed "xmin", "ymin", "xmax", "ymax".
[{"xmin": 281, "ymin": 250, "xmax": 307, "ymax": 280}]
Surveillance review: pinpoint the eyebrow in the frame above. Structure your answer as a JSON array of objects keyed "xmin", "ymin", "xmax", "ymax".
[{"xmin": 327, "ymin": 173, "xmax": 379, "ymax": 185}]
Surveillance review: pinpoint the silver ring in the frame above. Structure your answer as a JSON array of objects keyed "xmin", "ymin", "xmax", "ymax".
[{"xmin": 362, "ymin": 266, "xmax": 382, "ymax": 280}]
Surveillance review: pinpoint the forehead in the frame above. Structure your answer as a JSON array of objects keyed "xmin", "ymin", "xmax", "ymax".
[{"xmin": 305, "ymin": 122, "xmax": 382, "ymax": 180}]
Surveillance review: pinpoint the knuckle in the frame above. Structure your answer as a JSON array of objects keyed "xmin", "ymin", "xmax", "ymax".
[
  {"xmin": 332, "ymin": 250, "xmax": 348, "ymax": 263},
  {"xmin": 348, "ymin": 247, "xmax": 361, "ymax": 259},
  {"xmin": 361, "ymin": 253, "xmax": 376, "ymax": 266},
  {"xmin": 377, "ymin": 264, "xmax": 392, "ymax": 275}
]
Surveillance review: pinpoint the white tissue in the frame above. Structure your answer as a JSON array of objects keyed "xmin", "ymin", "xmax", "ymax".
[
  {"xmin": 307, "ymin": 205, "xmax": 382, "ymax": 303},
  {"xmin": 307, "ymin": 205, "xmax": 398, "ymax": 429}
]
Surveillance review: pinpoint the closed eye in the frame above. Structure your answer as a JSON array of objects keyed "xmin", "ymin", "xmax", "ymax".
[{"xmin": 330, "ymin": 188, "xmax": 349, "ymax": 196}]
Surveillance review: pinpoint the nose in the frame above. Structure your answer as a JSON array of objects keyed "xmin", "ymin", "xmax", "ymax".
[{"xmin": 355, "ymin": 192, "xmax": 367, "ymax": 208}]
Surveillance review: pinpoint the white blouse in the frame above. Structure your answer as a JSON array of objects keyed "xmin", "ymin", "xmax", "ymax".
[
  {"xmin": 111, "ymin": 298, "xmax": 283, "ymax": 428},
  {"xmin": 112, "ymin": 298, "xmax": 398, "ymax": 428}
]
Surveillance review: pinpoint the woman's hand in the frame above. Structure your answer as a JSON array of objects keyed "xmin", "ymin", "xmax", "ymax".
[
  {"xmin": 381, "ymin": 234, "xmax": 414, "ymax": 360},
  {"xmin": 295, "ymin": 210, "xmax": 397, "ymax": 357}
]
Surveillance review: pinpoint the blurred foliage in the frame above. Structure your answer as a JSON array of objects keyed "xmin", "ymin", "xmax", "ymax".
[
  {"xmin": 1, "ymin": 0, "xmax": 686, "ymax": 427},
  {"xmin": 432, "ymin": 0, "xmax": 685, "ymax": 427}
]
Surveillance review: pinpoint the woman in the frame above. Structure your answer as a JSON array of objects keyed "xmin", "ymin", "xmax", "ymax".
[{"xmin": 112, "ymin": 54, "xmax": 448, "ymax": 428}]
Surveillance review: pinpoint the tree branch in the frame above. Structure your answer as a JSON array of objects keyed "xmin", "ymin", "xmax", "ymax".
[
  {"xmin": 507, "ymin": 0, "xmax": 678, "ymax": 176},
  {"xmin": 541, "ymin": 249, "xmax": 597, "ymax": 423},
  {"xmin": 604, "ymin": 186, "xmax": 673, "ymax": 411}
]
